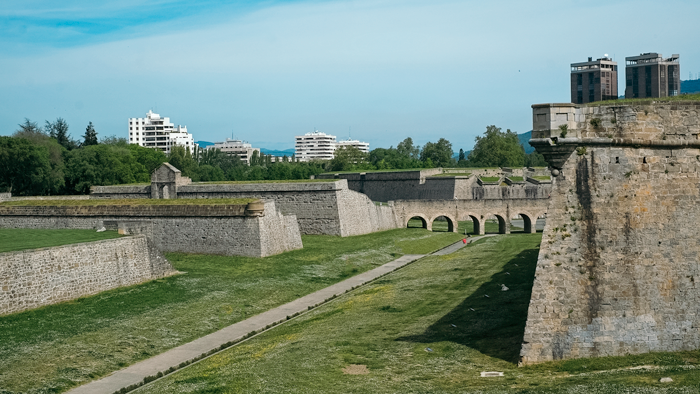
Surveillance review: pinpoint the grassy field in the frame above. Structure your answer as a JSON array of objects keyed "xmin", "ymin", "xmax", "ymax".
[
  {"xmin": 0, "ymin": 198, "xmax": 256, "ymax": 206},
  {"xmin": 508, "ymin": 176, "xmax": 524, "ymax": 182},
  {"xmin": 0, "ymin": 228, "xmax": 123, "ymax": 253},
  {"xmin": 431, "ymin": 173, "xmax": 472, "ymax": 177},
  {"xmin": 195, "ymin": 179, "xmax": 337, "ymax": 184},
  {"xmin": 480, "ymin": 176, "xmax": 501, "ymax": 182},
  {"xmin": 0, "ymin": 228, "xmax": 463, "ymax": 393},
  {"xmin": 137, "ymin": 234, "xmax": 700, "ymax": 394}
]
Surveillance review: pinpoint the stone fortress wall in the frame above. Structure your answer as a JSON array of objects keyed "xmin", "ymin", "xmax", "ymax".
[
  {"xmin": 521, "ymin": 101, "xmax": 700, "ymax": 364},
  {"xmin": 0, "ymin": 200, "xmax": 302, "ymax": 258},
  {"xmin": 317, "ymin": 167, "xmax": 552, "ymax": 202},
  {"xmin": 92, "ymin": 179, "xmax": 400, "ymax": 237},
  {"xmin": 0, "ymin": 235, "xmax": 177, "ymax": 316}
]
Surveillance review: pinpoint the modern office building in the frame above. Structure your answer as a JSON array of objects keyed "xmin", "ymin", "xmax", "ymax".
[
  {"xmin": 625, "ymin": 53, "xmax": 680, "ymax": 99},
  {"xmin": 336, "ymin": 138, "xmax": 370, "ymax": 154},
  {"xmin": 570, "ymin": 56, "xmax": 618, "ymax": 104},
  {"xmin": 295, "ymin": 131, "xmax": 338, "ymax": 161},
  {"xmin": 208, "ymin": 139, "xmax": 260, "ymax": 165},
  {"xmin": 128, "ymin": 110, "xmax": 196, "ymax": 154}
]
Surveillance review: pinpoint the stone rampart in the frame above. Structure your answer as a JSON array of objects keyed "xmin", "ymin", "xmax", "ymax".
[
  {"xmin": 0, "ymin": 235, "xmax": 176, "ymax": 316},
  {"xmin": 521, "ymin": 101, "xmax": 700, "ymax": 364},
  {"xmin": 317, "ymin": 168, "xmax": 552, "ymax": 202},
  {"xmin": 90, "ymin": 180, "xmax": 401, "ymax": 237},
  {"xmin": 0, "ymin": 200, "xmax": 302, "ymax": 257},
  {"xmin": 0, "ymin": 193, "xmax": 10, "ymax": 202}
]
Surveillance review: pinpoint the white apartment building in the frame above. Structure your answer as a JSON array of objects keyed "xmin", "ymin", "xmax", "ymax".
[
  {"xmin": 294, "ymin": 131, "xmax": 370, "ymax": 161},
  {"xmin": 208, "ymin": 139, "xmax": 260, "ymax": 165},
  {"xmin": 128, "ymin": 110, "xmax": 196, "ymax": 154},
  {"xmin": 295, "ymin": 131, "xmax": 337, "ymax": 161},
  {"xmin": 336, "ymin": 138, "xmax": 370, "ymax": 154}
]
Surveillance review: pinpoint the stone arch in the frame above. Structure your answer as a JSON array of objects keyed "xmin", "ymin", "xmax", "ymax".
[
  {"xmin": 406, "ymin": 215, "xmax": 429, "ymax": 231},
  {"xmin": 459, "ymin": 212, "xmax": 484, "ymax": 235},
  {"xmin": 429, "ymin": 214, "xmax": 458, "ymax": 233},
  {"xmin": 484, "ymin": 213, "xmax": 509, "ymax": 234},
  {"xmin": 513, "ymin": 212, "xmax": 536, "ymax": 234}
]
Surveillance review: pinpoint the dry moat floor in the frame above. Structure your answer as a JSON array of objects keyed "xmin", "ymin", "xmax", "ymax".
[{"xmin": 2, "ymin": 225, "xmax": 700, "ymax": 393}]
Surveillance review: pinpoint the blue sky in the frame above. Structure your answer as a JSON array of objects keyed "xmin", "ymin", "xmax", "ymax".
[{"xmin": 1, "ymin": 0, "xmax": 698, "ymax": 151}]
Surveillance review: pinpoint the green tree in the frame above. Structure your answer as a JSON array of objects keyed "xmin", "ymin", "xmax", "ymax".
[
  {"xmin": 397, "ymin": 137, "xmax": 420, "ymax": 159},
  {"xmin": 465, "ymin": 125, "xmax": 525, "ymax": 168},
  {"xmin": 525, "ymin": 151, "xmax": 548, "ymax": 167},
  {"xmin": 0, "ymin": 137, "xmax": 54, "ymax": 195},
  {"xmin": 167, "ymin": 145, "xmax": 198, "ymax": 178},
  {"xmin": 420, "ymin": 138, "xmax": 454, "ymax": 168},
  {"xmin": 82, "ymin": 122, "xmax": 98, "ymax": 146},
  {"xmin": 327, "ymin": 146, "xmax": 370, "ymax": 172},
  {"xmin": 64, "ymin": 144, "xmax": 150, "ymax": 193},
  {"xmin": 13, "ymin": 120, "xmax": 66, "ymax": 194},
  {"xmin": 45, "ymin": 118, "xmax": 77, "ymax": 150}
]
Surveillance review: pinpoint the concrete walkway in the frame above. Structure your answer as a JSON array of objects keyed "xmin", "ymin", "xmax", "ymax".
[
  {"xmin": 432, "ymin": 234, "xmax": 497, "ymax": 255},
  {"xmin": 68, "ymin": 237, "xmax": 494, "ymax": 394}
]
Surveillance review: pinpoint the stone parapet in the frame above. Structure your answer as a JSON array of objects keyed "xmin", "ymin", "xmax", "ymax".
[{"xmin": 0, "ymin": 235, "xmax": 177, "ymax": 316}]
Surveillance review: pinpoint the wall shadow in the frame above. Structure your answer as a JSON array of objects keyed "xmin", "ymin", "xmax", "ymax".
[{"xmin": 397, "ymin": 247, "xmax": 539, "ymax": 364}]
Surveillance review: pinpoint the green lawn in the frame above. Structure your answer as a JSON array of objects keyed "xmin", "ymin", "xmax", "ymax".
[
  {"xmin": 137, "ymin": 234, "xmax": 700, "ymax": 394},
  {"xmin": 531, "ymin": 176, "xmax": 551, "ymax": 181},
  {"xmin": 0, "ymin": 198, "xmax": 256, "ymax": 206},
  {"xmin": 480, "ymin": 176, "xmax": 501, "ymax": 182},
  {"xmin": 431, "ymin": 173, "xmax": 472, "ymax": 177},
  {"xmin": 508, "ymin": 176, "xmax": 524, "ymax": 182},
  {"xmin": 0, "ymin": 228, "xmax": 463, "ymax": 393},
  {"xmin": 196, "ymin": 179, "xmax": 337, "ymax": 184},
  {"xmin": 0, "ymin": 228, "xmax": 123, "ymax": 253}
]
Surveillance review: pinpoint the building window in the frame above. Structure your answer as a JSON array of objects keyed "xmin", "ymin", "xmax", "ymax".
[{"xmin": 130, "ymin": 127, "xmax": 132, "ymax": 130}]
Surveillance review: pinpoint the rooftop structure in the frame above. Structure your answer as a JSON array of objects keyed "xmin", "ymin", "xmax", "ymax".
[
  {"xmin": 625, "ymin": 53, "xmax": 680, "ymax": 99},
  {"xmin": 208, "ymin": 139, "xmax": 260, "ymax": 165},
  {"xmin": 128, "ymin": 110, "xmax": 196, "ymax": 154},
  {"xmin": 336, "ymin": 138, "xmax": 370, "ymax": 154},
  {"xmin": 570, "ymin": 56, "xmax": 618, "ymax": 104}
]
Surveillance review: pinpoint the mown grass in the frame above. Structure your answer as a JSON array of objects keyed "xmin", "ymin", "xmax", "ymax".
[
  {"xmin": 195, "ymin": 179, "xmax": 337, "ymax": 184},
  {"xmin": 0, "ymin": 229, "xmax": 123, "ymax": 253},
  {"xmin": 531, "ymin": 175, "xmax": 551, "ymax": 181},
  {"xmin": 431, "ymin": 173, "xmax": 472, "ymax": 177},
  {"xmin": 508, "ymin": 176, "xmax": 524, "ymax": 182},
  {"xmin": 0, "ymin": 198, "xmax": 256, "ymax": 206},
  {"xmin": 138, "ymin": 234, "xmax": 700, "ymax": 394},
  {"xmin": 480, "ymin": 176, "xmax": 501, "ymax": 182},
  {"xmin": 0, "ymin": 228, "xmax": 462, "ymax": 393}
]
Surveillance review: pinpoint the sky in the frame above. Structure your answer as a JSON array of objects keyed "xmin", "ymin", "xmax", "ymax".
[{"xmin": 1, "ymin": 0, "xmax": 698, "ymax": 151}]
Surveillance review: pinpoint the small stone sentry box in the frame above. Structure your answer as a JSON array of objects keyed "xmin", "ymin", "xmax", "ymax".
[{"xmin": 150, "ymin": 163, "xmax": 191, "ymax": 199}]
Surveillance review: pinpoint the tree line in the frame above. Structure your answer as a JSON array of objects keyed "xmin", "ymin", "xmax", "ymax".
[{"xmin": 0, "ymin": 119, "xmax": 546, "ymax": 196}]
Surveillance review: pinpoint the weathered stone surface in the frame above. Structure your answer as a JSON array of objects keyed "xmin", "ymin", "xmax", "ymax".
[
  {"xmin": 0, "ymin": 200, "xmax": 303, "ymax": 257},
  {"xmin": 521, "ymin": 102, "xmax": 700, "ymax": 364},
  {"xmin": 0, "ymin": 235, "xmax": 176, "ymax": 316},
  {"xmin": 91, "ymin": 180, "xmax": 400, "ymax": 237}
]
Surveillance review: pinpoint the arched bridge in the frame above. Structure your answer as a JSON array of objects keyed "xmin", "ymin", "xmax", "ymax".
[{"xmin": 391, "ymin": 199, "xmax": 548, "ymax": 234}]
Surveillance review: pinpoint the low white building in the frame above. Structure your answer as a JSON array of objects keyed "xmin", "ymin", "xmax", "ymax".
[
  {"xmin": 128, "ymin": 110, "xmax": 196, "ymax": 154},
  {"xmin": 336, "ymin": 138, "xmax": 370, "ymax": 154},
  {"xmin": 208, "ymin": 139, "xmax": 260, "ymax": 165}
]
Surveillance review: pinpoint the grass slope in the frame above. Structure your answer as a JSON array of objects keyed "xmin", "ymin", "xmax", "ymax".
[
  {"xmin": 0, "ymin": 228, "xmax": 463, "ymax": 393},
  {"xmin": 0, "ymin": 229, "xmax": 122, "ymax": 253},
  {"xmin": 140, "ymin": 234, "xmax": 700, "ymax": 394},
  {"xmin": 0, "ymin": 198, "xmax": 256, "ymax": 206}
]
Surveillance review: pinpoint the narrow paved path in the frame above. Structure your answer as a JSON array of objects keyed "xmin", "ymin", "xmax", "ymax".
[
  {"xmin": 432, "ymin": 234, "xmax": 497, "ymax": 255},
  {"xmin": 68, "ymin": 236, "xmax": 495, "ymax": 394}
]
